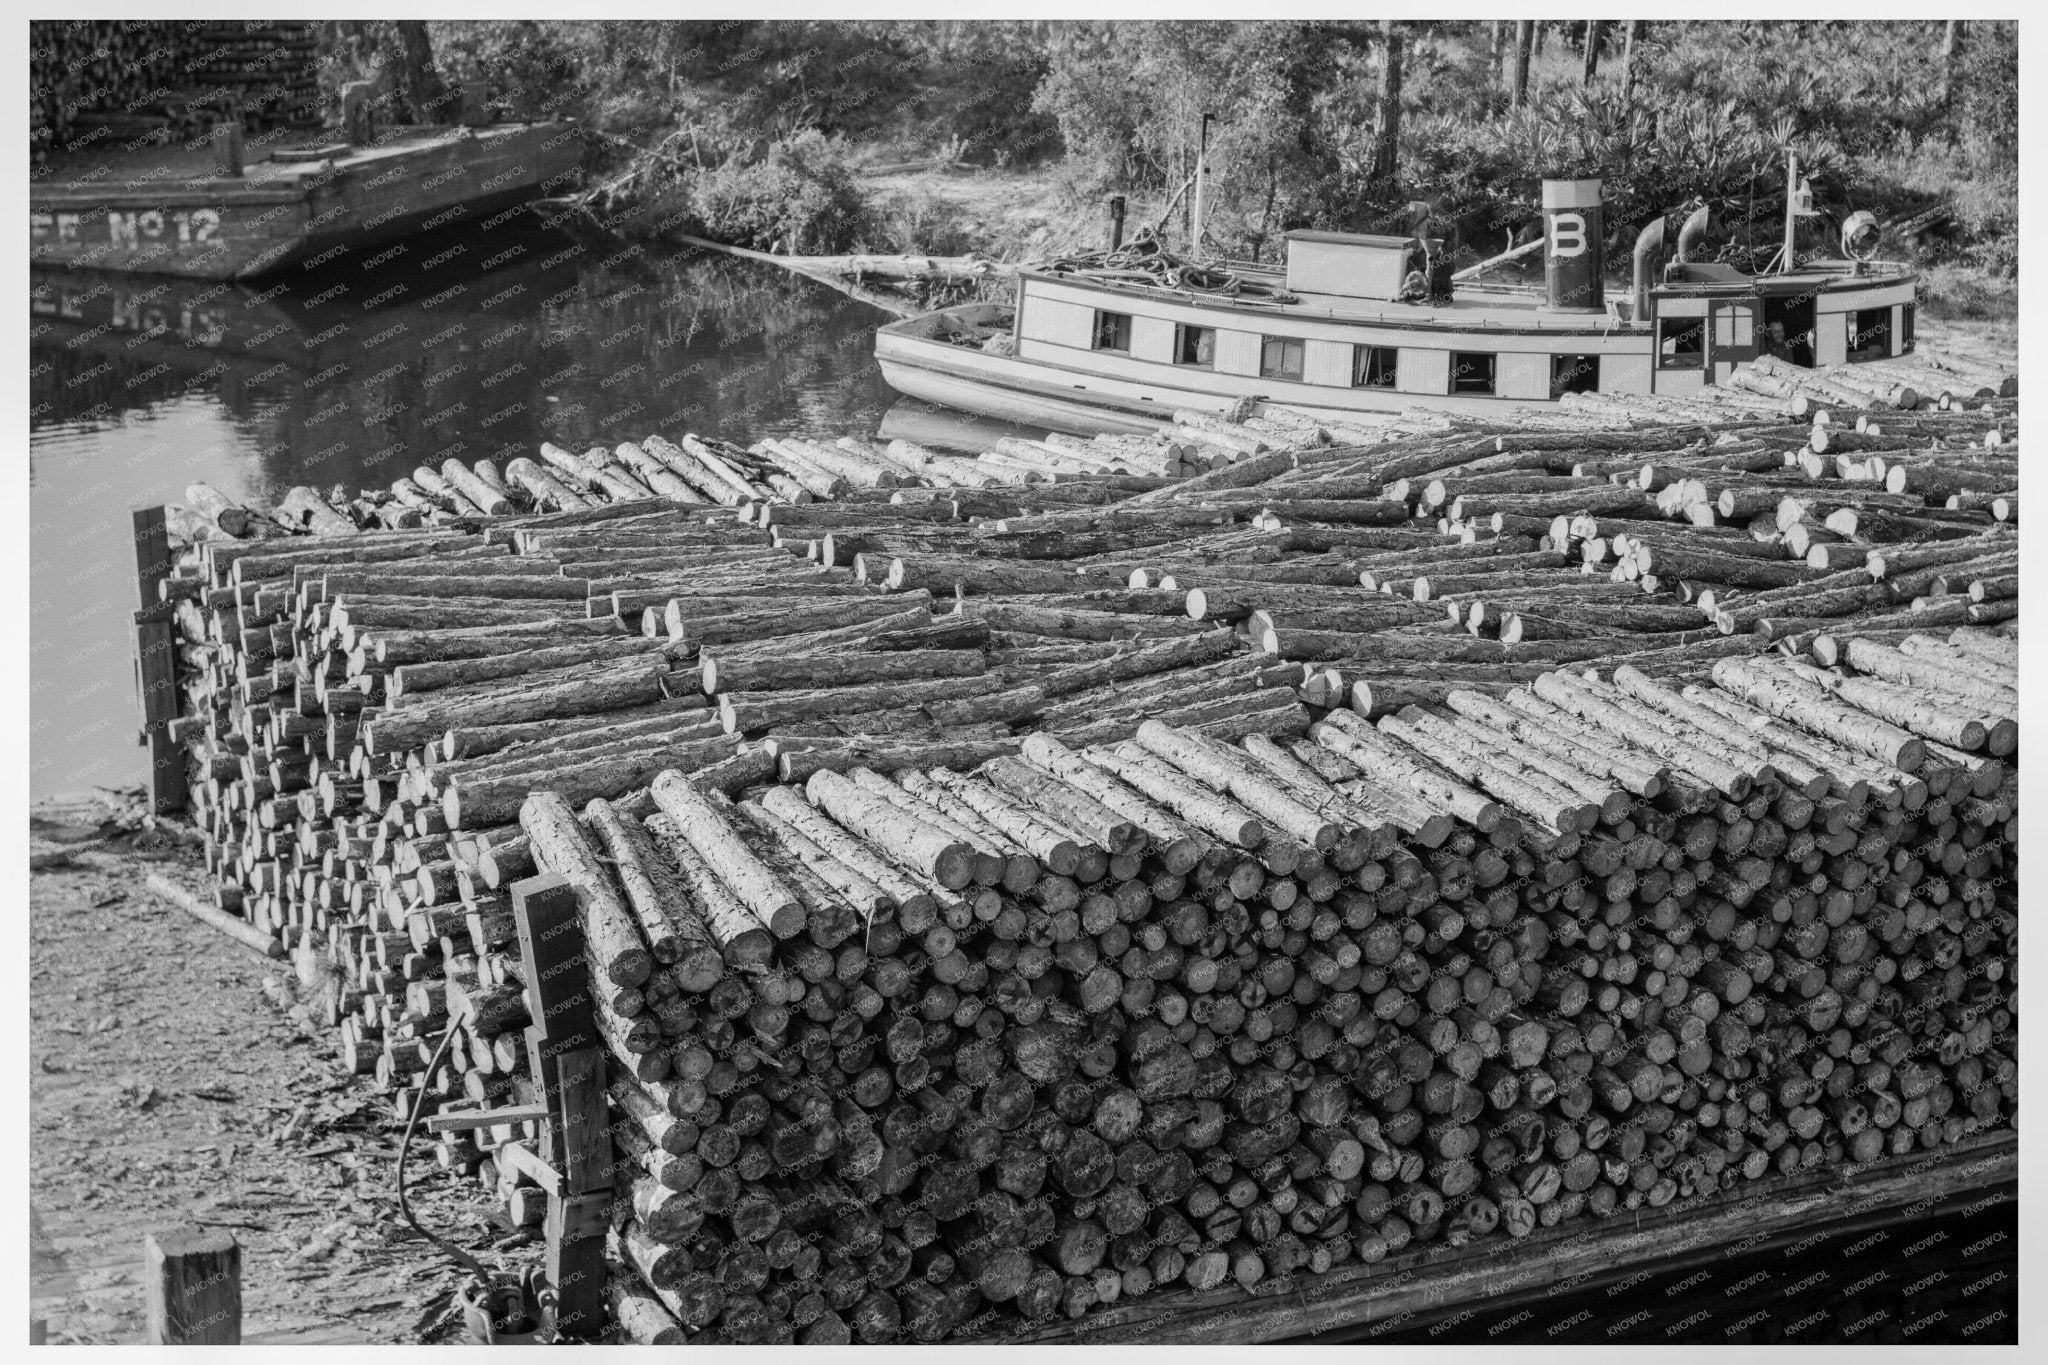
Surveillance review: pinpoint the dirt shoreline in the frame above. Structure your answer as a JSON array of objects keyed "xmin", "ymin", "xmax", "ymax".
[{"xmin": 29, "ymin": 804, "xmax": 515, "ymax": 1344}]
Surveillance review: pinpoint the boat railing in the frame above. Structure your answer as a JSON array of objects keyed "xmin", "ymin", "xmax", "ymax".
[
  {"xmin": 1204, "ymin": 255, "xmax": 1285, "ymax": 276},
  {"xmin": 1796, "ymin": 257, "xmax": 1918, "ymax": 278}
]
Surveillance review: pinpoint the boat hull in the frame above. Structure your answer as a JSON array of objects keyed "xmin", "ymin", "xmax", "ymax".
[
  {"xmin": 875, "ymin": 319, "xmax": 1545, "ymax": 435},
  {"xmin": 876, "ymin": 351, "xmax": 1168, "ymax": 436},
  {"xmin": 30, "ymin": 123, "xmax": 581, "ymax": 280}
]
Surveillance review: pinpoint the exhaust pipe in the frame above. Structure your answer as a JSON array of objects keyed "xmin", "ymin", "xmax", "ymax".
[
  {"xmin": 1632, "ymin": 215, "xmax": 1666, "ymax": 323},
  {"xmin": 1674, "ymin": 202, "xmax": 1710, "ymax": 265}
]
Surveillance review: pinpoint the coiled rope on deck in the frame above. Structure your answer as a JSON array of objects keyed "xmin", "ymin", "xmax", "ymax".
[{"xmin": 1042, "ymin": 229, "xmax": 1293, "ymax": 300}]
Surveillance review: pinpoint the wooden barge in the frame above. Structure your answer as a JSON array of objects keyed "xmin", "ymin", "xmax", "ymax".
[
  {"xmin": 128, "ymin": 374, "xmax": 2017, "ymax": 1344},
  {"xmin": 30, "ymin": 121, "xmax": 581, "ymax": 280},
  {"xmin": 990, "ymin": 1129, "xmax": 2015, "ymax": 1344},
  {"xmin": 878, "ymin": 173, "xmax": 1922, "ymax": 434}
]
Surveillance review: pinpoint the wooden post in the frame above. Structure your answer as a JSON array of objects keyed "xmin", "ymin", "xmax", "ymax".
[
  {"xmin": 510, "ymin": 873, "xmax": 611, "ymax": 1342},
  {"xmin": 130, "ymin": 506, "xmax": 170, "ymax": 614},
  {"xmin": 460, "ymin": 80, "xmax": 491, "ymax": 127},
  {"xmin": 144, "ymin": 1227, "xmax": 240, "ymax": 1344},
  {"xmin": 212, "ymin": 104, "xmax": 244, "ymax": 177},
  {"xmin": 132, "ymin": 507, "xmax": 187, "ymax": 815},
  {"xmin": 340, "ymin": 80, "xmax": 374, "ymax": 146}
]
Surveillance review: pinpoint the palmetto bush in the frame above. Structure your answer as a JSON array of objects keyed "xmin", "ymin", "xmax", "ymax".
[{"xmin": 1399, "ymin": 83, "xmax": 1835, "ymax": 262}]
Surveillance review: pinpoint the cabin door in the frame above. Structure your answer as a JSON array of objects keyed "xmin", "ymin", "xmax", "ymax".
[{"xmin": 1709, "ymin": 300, "xmax": 1758, "ymax": 387}]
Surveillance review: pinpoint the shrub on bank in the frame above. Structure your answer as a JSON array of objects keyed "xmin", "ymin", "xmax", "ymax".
[
  {"xmin": 869, "ymin": 188, "xmax": 984, "ymax": 258},
  {"xmin": 688, "ymin": 131, "xmax": 875, "ymax": 255}
]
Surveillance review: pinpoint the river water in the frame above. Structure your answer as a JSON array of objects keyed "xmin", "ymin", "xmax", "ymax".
[{"xmin": 29, "ymin": 213, "xmax": 1025, "ymax": 798}]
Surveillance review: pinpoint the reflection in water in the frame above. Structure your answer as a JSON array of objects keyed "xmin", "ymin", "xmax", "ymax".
[{"xmin": 29, "ymin": 215, "xmax": 914, "ymax": 796}]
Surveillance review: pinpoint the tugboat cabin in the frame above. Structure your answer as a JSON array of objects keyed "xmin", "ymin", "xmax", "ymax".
[{"xmin": 874, "ymin": 174, "xmax": 1919, "ymax": 434}]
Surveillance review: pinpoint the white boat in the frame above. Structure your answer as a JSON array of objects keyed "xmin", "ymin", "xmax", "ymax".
[{"xmin": 876, "ymin": 172, "xmax": 1919, "ymax": 436}]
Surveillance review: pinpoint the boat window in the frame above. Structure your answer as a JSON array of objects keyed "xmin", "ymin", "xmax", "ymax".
[
  {"xmin": 1093, "ymin": 310, "xmax": 1132, "ymax": 353},
  {"xmin": 1175, "ymin": 325, "xmax": 1216, "ymax": 368},
  {"xmin": 1352, "ymin": 345, "xmax": 1398, "ymax": 389},
  {"xmin": 1551, "ymin": 354, "xmax": 1599, "ymax": 397},
  {"xmin": 1658, "ymin": 319, "xmax": 1705, "ymax": 370},
  {"xmin": 1450, "ymin": 352, "xmax": 1495, "ymax": 395},
  {"xmin": 1901, "ymin": 302, "xmax": 1916, "ymax": 354},
  {"xmin": 1260, "ymin": 337, "xmax": 1305, "ymax": 381},
  {"xmin": 1848, "ymin": 307, "xmax": 1891, "ymax": 362}
]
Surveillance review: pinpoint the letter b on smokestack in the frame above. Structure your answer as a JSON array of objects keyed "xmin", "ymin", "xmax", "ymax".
[{"xmin": 1543, "ymin": 178, "xmax": 1605, "ymax": 312}]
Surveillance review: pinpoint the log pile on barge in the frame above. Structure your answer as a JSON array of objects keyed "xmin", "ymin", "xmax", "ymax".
[{"xmin": 141, "ymin": 326, "xmax": 2017, "ymax": 1343}]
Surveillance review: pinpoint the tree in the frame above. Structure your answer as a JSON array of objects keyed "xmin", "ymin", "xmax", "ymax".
[
  {"xmin": 1941, "ymin": 20, "xmax": 1962, "ymax": 142},
  {"xmin": 1367, "ymin": 21, "xmax": 1404, "ymax": 186},
  {"xmin": 1511, "ymin": 21, "xmax": 1535, "ymax": 108},
  {"xmin": 1619, "ymin": 20, "xmax": 1643, "ymax": 103},
  {"xmin": 1583, "ymin": 20, "xmax": 1603, "ymax": 85},
  {"xmin": 391, "ymin": 21, "xmax": 447, "ymax": 124}
]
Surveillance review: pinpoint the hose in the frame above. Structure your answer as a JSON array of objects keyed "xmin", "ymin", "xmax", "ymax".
[{"xmin": 396, "ymin": 1015, "xmax": 534, "ymax": 1337}]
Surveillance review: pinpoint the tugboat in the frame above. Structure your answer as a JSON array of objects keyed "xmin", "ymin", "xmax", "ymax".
[{"xmin": 875, "ymin": 160, "xmax": 1919, "ymax": 435}]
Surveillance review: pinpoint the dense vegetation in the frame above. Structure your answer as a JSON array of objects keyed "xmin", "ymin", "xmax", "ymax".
[{"xmin": 325, "ymin": 20, "xmax": 2015, "ymax": 310}]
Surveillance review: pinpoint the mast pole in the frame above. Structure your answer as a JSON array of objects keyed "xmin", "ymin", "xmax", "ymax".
[
  {"xmin": 1781, "ymin": 149, "xmax": 1798, "ymax": 275},
  {"xmin": 1191, "ymin": 112, "xmax": 1213, "ymax": 261}
]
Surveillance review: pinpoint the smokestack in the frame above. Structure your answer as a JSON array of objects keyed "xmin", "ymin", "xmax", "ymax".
[
  {"xmin": 1674, "ymin": 202, "xmax": 1711, "ymax": 266},
  {"xmin": 1632, "ymin": 214, "xmax": 1667, "ymax": 324},
  {"xmin": 1541, "ymin": 177, "xmax": 1605, "ymax": 312},
  {"xmin": 1108, "ymin": 195, "xmax": 1127, "ymax": 251}
]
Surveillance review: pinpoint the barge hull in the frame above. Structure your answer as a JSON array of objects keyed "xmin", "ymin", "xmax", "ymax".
[{"xmin": 30, "ymin": 123, "xmax": 580, "ymax": 280}]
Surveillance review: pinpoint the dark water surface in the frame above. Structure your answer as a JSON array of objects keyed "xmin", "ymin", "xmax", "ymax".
[{"xmin": 28, "ymin": 214, "xmax": 926, "ymax": 797}]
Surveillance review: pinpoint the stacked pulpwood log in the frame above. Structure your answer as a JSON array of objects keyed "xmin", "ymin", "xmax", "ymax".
[
  {"xmin": 1552, "ymin": 318, "xmax": 2017, "ymax": 424},
  {"xmin": 154, "ymin": 386, "xmax": 2013, "ymax": 960},
  {"xmin": 144, "ymin": 321, "xmax": 2016, "ymax": 1338},
  {"xmin": 512, "ymin": 616, "xmax": 2014, "ymax": 1343},
  {"xmin": 152, "ymin": 431, "xmax": 1345, "ymax": 1182},
  {"xmin": 1065, "ymin": 397, "xmax": 2019, "ymax": 724}
]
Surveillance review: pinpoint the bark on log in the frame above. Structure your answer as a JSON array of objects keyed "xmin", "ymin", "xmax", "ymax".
[
  {"xmin": 701, "ymin": 649, "xmax": 985, "ymax": 696},
  {"xmin": 362, "ymin": 661, "xmax": 673, "ymax": 755},
  {"xmin": 651, "ymin": 771, "xmax": 807, "ymax": 939},
  {"xmin": 445, "ymin": 736, "xmax": 736, "ymax": 829},
  {"xmin": 519, "ymin": 791, "xmax": 653, "ymax": 989},
  {"xmin": 1710, "ymin": 658, "xmax": 1925, "ymax": 771},
  {"xmin": 586, "ymin": 798, "xmax": 725, "ymax": 989},
  {"xmin": 805, "ymin": 768, "xmax": 976, "ymax": 891},
  {"xmin": 666, "ymin": 594, "xmax": 931, "ymax": 648}
]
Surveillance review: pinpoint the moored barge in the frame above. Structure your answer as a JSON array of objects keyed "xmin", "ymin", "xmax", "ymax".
[{"xmin": 31, "ymin": 120, "xmax": 581, "ymax": 280}]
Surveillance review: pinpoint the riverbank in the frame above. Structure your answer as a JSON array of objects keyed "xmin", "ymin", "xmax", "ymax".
[{"xmin": 29, "ymin": 793, "xmax": 509, "ymax": 1344}]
